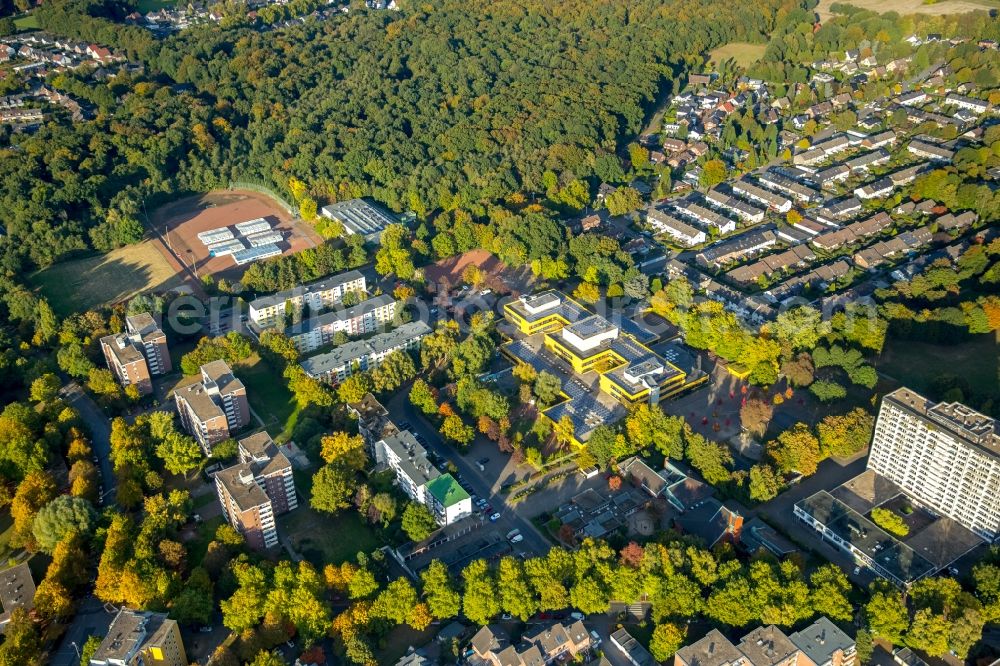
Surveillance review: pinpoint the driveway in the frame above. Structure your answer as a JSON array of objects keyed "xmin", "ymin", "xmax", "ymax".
[
  {"xmin": 385, "ymin": 388, "xmax": 552, "ymax": 558},
  {"xmin": 49, "ymin": 596, "xmax": 116, "ymax": 666},
  {"xmin": 61, "ymin": 382, "xmax": 115, "ymax": 500}
]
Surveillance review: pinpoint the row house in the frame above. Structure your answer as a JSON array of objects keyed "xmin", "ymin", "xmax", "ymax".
[
  {"xmin": 705, "ymin": 189, "xmax": 767, "ymax": 223},
  {"xmin": 936, "ymin": 210, "xmax": 978, "ymax": 233},
  {"xmin": 759, "ymin": 170, "xmax": 822, "ymax": 203},
  {"xmin": 645, "ymin": 207, "xmax": 707, "ymax": 246},
  {"xmin": 853, "ymin": 226, "xmax": 932, "ymax": 270},
  {"xmin": 731, "ymin": 179, "xmax": 792, "ymax": 213},
  {"xmin": 907, "ymin": 140, "xmax": 955, "ymax": 162},
  {"xmin": 855, "ymin": 177, "xmax": 895, "ymax": 200},
  {"xmin": 671, "ymin": 200, "xmax": 737, "ymax": 235},
  {"xmin": 696, "ymin": 228, "xmax": 779, "ymax": 267},
  {"xmin": 945, "ymin": 93, "xmax": 990, "ymax": 114},
  {"xmin": 844, "ymin": 148, "xmax": 891, "ymax": 173}
]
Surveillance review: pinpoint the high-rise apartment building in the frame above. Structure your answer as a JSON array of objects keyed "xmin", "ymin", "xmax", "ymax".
[
  {"xmin": 236, "ymin": 432, "xmax": 298, "ymax": 514},
  {"xmin": 868, "ymin": 387, "xmax": 1000, "ymax": 541},
  {"xmin": 100, "ymin": 312, "xmax": 171, "ymax": 395},
  {"xmin": 214, "ymin": 432, "xmax": 298, "ymax": 550},
  {"xmin": 174, "ymin": 360, "xmax": 249, "ymax": 453},
  {"xmin": 90, "ymin": 608, "xmax": 187, "ymax": 666}
]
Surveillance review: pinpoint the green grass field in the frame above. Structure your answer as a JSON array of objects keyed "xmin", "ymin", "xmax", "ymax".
[
  {"xmin": 13, "ymin": 14, "xmax": 39, "ymax": 30},
  {"xmin": 816, "ymin": 0, "xmax": 999, "ymax": 18},
  {"xmin": 29, "ymin": 242, "xmax": 182, "ymax": 316},
  {"xmin": 186, "ymin": 515, "xmax": 225, "ymax": 566},
  {"xmin": 279, "ymin": 505, "xmax": 381, "ymax": 567},
  {"xmin": 236, "ymin": 354, "xmax": 300, "ymax": 437},
  {"xmin": 876, "ymin": 332, "xmax": 999, "ymax": 400},
  {"xmin": 708, "ymin": 42, "xmax": 767, "ymax": 68},
  {"xmin": 134, "ymin": 0, "xmax": 178, "ymax": 11}
]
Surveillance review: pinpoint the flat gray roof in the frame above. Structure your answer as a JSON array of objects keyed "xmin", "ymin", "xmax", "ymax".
[{"xmin": 320, "ymin": 198, "xmax": 398, "ymax": 238}]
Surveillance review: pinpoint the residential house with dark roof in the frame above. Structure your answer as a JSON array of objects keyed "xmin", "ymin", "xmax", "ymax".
[
  {"xmin": 675, "ymin": 496, "xmax": 744, "ymax": 548},
  {"xmin": 0, "ymin": 563, "xmax": 34, "ymax": 631}
]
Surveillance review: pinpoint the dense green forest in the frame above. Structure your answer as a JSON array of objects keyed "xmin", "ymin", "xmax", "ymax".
[{"xmin": 0, "ymin": 0, "xmax": 796, "ymax": 273}]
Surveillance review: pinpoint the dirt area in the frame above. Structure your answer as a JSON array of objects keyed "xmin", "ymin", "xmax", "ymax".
[
  {"xmin": 423, "ymin": 249, "xmax": 535, "ymax": 295},
  {"xmin": 30, "ymin": 241, "xmax": 187, "ymax": 316},
  {"xmin": 148, "ymin": 190, "xmax": 323, "ymax": 287},
  {"xmin": 815, "ymin": 0, "xmax": 996, "ymax": 19}
]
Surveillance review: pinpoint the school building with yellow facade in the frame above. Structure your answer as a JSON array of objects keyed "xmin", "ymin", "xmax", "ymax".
[{"xmin": 503, "ymin": 290, "xmax": 707, "ymax": 446}]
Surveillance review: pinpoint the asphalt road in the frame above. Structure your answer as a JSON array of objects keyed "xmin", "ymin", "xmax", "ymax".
[
  {"xmin": 61, "ymin": 382, "xmax": 115, "ymax": 500},
  {"xmin": 386, "ymin": 387, "xmax": 553, "ymax": 558}
]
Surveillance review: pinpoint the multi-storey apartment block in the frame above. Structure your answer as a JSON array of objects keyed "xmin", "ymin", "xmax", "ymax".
[
  {"xmin": 301, "ymin": 320, "xmax": 431, "ymax": 384},
  {"xmin": 236, "ymin": 432, "xmax": 298, "ymax": 514},
  {"xmin": 470, "ymin": 621, "xmax": 592, "ymax": 666},
  {"xmin": 284, "ymin": 294, "xmax": 397, "ymax": 353},
  {"xmin": 215, "ymin": 432, "xmax": 295, "ymax": 550},
  {"xmin": 99, "ymin": 312, "xmax": 171, "ymax": 395},
  {"xmin": 867, "ymin": 387, "xmax": 1000, "ymax": 541},
  {"xmin": 247, "ymin": 270, "xmax": 367, "ymax": 328},
  {"xmin": 174, "ymin": 360, "xmax": 250, "ymax": 453},
  {"xmin": 375, "ymin": 430, "xmax": 471, "ymax": 527},
  {"xmin": 90, "ymin": 608, "xmax": 187, "ymax": 666},
  {"xmin": 674, "ymin": 618, "xmax": 855, "ymax": 666}
]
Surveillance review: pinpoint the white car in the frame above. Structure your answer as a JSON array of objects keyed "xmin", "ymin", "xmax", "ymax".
[{"xmin": 510, "ymin": 533, "xmax": 524, "ymax": 544}]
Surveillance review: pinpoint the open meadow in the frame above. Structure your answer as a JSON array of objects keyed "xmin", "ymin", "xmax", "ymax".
[
  {"xmin": 815, "ymin": 0, "xmax": 998, "ymax": 19},
  {"xmin": 708, "ymin": 42, "xmax": 768, "ymax": 68},
  {"xmin": 29, "ymin": 241, "xmax": 184, "ymax": 316}
]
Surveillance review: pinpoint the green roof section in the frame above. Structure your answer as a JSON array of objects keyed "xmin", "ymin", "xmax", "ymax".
[{"xmin": 426, "ymin": 473, "xmax": 470, "ymax": 508}]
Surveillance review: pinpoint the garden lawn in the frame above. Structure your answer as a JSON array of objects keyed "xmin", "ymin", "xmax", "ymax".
[
  {"xmin": 187, "ymin": 515, "xmax": 225, "ymax": 566},
  {"xmin": 376, "ymin": 625, "xmax": 439, "ymax": 664},
  {"xmin": 876, "ymin": 332, "xmax": 999, "ymax": 400},
  {"xmin": 236, "ymin": 354, "xmax": 299, "ymax": 438},
  {"xmin": 279, "ymin": 505, "xmax": 381, "ymax": 567}
]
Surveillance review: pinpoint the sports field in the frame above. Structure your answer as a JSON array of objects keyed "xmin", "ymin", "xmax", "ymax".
[
  {"xmin": 30, "ymin": 241, "xmax": 185, "ymax": 316},
  {"xmin": 709, "ymin": 42, "xmax": 767, "ymax": 68},
  {"xmin": 148, "ymin": 190, "xmax": 322, "ymax": 284}
]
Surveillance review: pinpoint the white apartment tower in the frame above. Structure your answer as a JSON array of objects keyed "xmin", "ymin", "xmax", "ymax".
[{"xmin": 868, "ymin": 388, "xmax": 1000, "ymax": 541}]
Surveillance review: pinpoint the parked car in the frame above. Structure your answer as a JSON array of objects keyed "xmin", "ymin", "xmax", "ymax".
[
  {"xmin": 398, "ymin": 421, "xmax": 412, "ymax": 430},
  {"xmin": 506, "ymin": 529, "xmax": 520, "ymax": 540},
  {"xmin": 489, "ymin": 512, "xmax": 501, "ymax": 522},
  {"xmin": 590, "ymin": 630, "xmax": 602, "ymax": 647},
  {"xmin": 570, "ymin": 611, "xmax": 584, "ymax": 621},
  {"xmin": 510, "ymin": 533, "xmax": 524, "ymax": 544}
]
